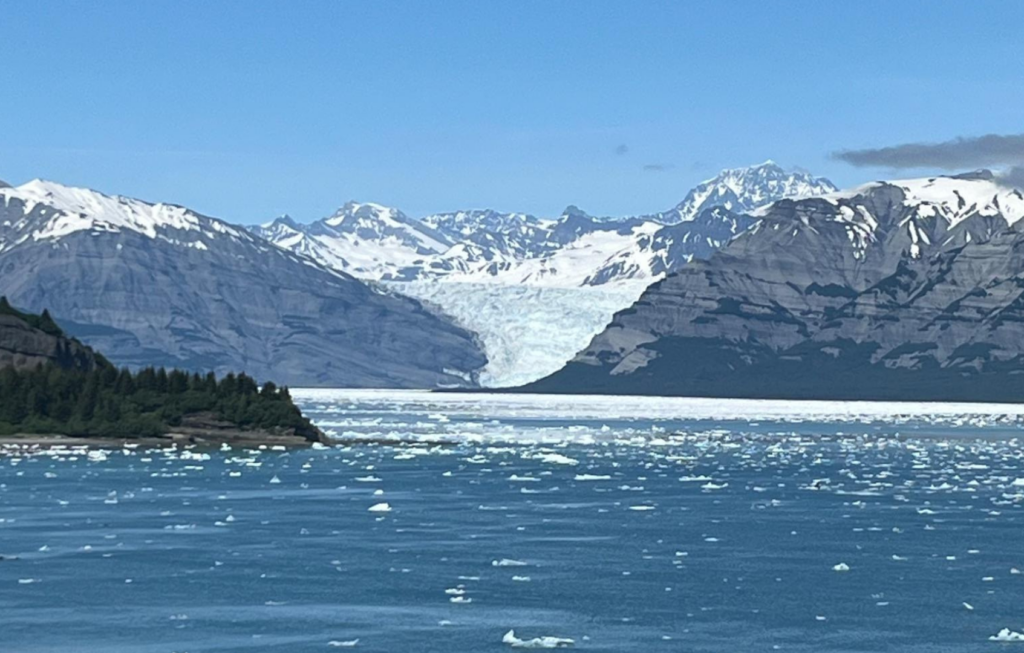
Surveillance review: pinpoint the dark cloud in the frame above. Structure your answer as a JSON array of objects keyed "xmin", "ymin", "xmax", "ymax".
[
  {"xmin": 832, "ymin": 133, "xmax": 1024, "ymax": 170},
  {"xmin": 642, "ymin": 163, "xmax": 674, "ymax": 172},
  {"xmin": 998, "ymin": 166, "xmax": 1024, "ymax": 191},
  {"xmin": 614, "ymin": 144, "xmax": 629, "ymax": 156}
]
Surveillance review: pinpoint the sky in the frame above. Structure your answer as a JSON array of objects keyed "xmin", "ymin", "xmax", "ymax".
[{"xmin": 2, "ymin": 1, "xmax": 1023, "ymax": 224}]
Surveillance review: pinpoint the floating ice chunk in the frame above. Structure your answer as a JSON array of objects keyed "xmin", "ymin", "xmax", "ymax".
[
  {"xmin": 574, "ymin": 474, "xmax": 611, "ymax": 481},
  {"xmin": 492, "ymin": 559, "xmax": 529, "ymax": 567},
  {"xmin": 503, "ymin": 629, "xmax": 574, "ymax": 648},
  {"xmin": 508, "ymin": 475, "xmax": 540, "ymax": 482},
  {"xmin": 964, "ymin": 602, "xmax": 974, "ymax": 611},
  {"xmin": 701, "ymin": 482, "xmax": 728, "ymax": 491},
  {"xmin": 629, "ymin": 505, "xmax": 656, "ymax": 511},
  {"xmin": 450, "ymin": 596, "xmax": 472, "ymax": 604},
  {"xmin": 367, "ymin": 503, "xmax": 391, "ymax": 513},
  {"xmin": 269, "ymin": 475, "xmax": 281, "ymax": 484},
  {"xmin": 327, "ymin": 639, "xmax": 359, "ymax": 647},
  {"xmin": 539, "ymin": 453, "xmax": 578, "ymax": 466},
  {"xmin": 355, "ymin": 476, "xmax": 382, "ymax": 483},
  {"xmin": 512, "ymin": 576, "xmax": 531, "ymax": 582},
  {"xmin": 679, "ymin": 475, "xmax": 713, "ymax": 482},
  {"xmin": 833, "ymin": 563, "xmax": 850, "ymax": 572},
  {"xmin": 18, "ymin": 578, "xmax": 38, "ymax": 584},
  {"xmin": 990, "ymin": 628, "xmax": 1024, "ymax": 642},
  {"xmin": 445, "ymin": 588, "xmax": 466, "ymax": 596}
]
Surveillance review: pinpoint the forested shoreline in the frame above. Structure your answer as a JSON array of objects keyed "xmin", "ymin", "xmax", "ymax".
[{"xmin": 0, "ymin": 298, "xmax": 321, "ymax": 442}]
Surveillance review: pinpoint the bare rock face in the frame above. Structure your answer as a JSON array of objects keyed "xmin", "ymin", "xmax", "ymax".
[
  {"xmin": 0, "ymin": 181, "xmax": 486, "ymax": 388},
  {"xmin": 0, "ymin": 313, "xmax": 98, "ymax": 372},
  {"xmin": 525, "ymin": 174, "xmax": 1024, "ymax": 402}
]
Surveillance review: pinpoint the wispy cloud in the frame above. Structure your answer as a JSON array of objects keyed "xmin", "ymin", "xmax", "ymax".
[
  {"xmin": 831, "ymin": 133, "xmax": 1024, "ymax": 170},
  {"xmin": 642, "ymin": 163, "xmax": 674, "ymax": 172}
]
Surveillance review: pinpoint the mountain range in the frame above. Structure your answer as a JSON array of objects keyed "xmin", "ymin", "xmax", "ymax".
[
  {"xmin": 0, "ymin": 161, "xmax": 860, "ymax": 391},
  {"xmin": 525, "ymin": 170, "xmax": 1024, "ymax": 401},
  {"xmin": 254, "ymin": 162, "xmax": 834, "ymax": 385},
  {"xmin": 253, "ymin": 162, "xmax": 835, "ymax": 289}
]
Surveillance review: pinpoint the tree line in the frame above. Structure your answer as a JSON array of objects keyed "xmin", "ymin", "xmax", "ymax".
[{"xmin": 0, "ymin": 364, "xmax": 315, "ymax": 439}]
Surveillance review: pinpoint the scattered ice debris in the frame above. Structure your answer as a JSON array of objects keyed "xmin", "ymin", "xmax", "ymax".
[{"xmin": 503, "ymin": 630, "xmax": 574, "ymax": 648}]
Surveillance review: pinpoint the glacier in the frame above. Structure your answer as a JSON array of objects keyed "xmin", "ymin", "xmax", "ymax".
[{"xmin": 388, "ymin": 281, "xmax": 649, "ymax": 387}]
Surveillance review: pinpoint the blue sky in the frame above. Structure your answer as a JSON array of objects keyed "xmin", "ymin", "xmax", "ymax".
[{"xmin": 3, "ymin": 1, "xmax": 1022, "ymax": 223}]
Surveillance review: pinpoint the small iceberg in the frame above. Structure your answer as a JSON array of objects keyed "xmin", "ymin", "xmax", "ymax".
[
  {"xmin": 833, "ymin": 563, "xmax": 850, "ymax": 572},
  {"xmin": 989, "ymin": 628, "xmax": 1024, "ymax": 642},
  {"xmin": 367, "ymin": 503, "xmax": 391, "ymax": 513},
  {"xmin": 503, "ymin": 629, "xmax": 574, "ymax": 648},
  {"xmin": 269, "ymin": 475, "xmax": 281, "ymax": 484}
]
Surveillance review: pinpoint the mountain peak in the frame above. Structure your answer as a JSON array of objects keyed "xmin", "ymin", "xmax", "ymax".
[{"xmin": 659, "ymin": 162, "xmax": 837, "ymax": 224}]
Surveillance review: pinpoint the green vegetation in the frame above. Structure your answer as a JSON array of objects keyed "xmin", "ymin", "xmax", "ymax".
[
  {"xmin": 0, "ymin": 364, "xmax": 316, "ymax": 439},
  {"xmin": 0, "ymin": 296, "xmax": 64, "ymax": 336},
  {"xmin": 0, "ymin": 297, "xmax": 318, "ymax": 440}
]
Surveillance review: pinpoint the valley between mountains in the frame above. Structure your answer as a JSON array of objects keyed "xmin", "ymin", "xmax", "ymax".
[{"xmin": 6, "ymin": 163, "xmax": 1024, "ymax": 401}]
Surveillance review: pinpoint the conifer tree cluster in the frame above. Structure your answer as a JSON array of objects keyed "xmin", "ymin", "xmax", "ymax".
[
  {"xmin": 0, "ymin": 297, "xmax": 317, "ymax": 440},
  {"xmin": 0, "ymin": 365, "xmax": 315, "ymax": 439}
]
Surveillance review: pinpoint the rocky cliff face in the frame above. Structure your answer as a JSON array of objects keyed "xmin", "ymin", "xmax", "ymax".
[
  {"xmin": 0, "ymin": 311, "xmax": 99, "ymax": 372},
  {"xmin": 525, "ymin": 172, "xmax": 1024, "ymax": 402},
  {"xmin": 0, "ymin": 180, "xmax": 486, "ymax": 388}
]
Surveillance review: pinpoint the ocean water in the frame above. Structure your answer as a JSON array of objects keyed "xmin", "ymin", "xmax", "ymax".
[{"xmin": 3, "ymin": 390, "xmax": 1024, "ymax": 652}]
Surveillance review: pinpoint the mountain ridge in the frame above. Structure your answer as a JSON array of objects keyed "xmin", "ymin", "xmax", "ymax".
[
  {"xmin": 523, "ymin": 170, "xmax": 1024, "ymax": 401},
  {"xmin": 0, "ymin": 180, "xmax": 487, "ymax": 388}
]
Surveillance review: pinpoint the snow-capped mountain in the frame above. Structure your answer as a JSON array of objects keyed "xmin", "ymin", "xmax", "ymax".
[
  {"xmin": 257, "ymin": 162, "xmax": 831, "ymax": 288},
  {"xmin": 253, "ymin": 201, "xmax": 452, "ymax": 280},
  {"xmin": 253, "ymin": 162, "xmax": 831, "ymax": 386},
  {"xmin": 655, "ymin": 161, "xmax": 837, "ymax": 224},
  {"xmin": 0, "ymin": 180, "xmax": 485, "ymax": 387},
  {"xmin": 527, "ymin": 170, "xmax": 1024, "ymax": 401},
  {"xmin": 422, "ymin": 209, "xmax": 555, "ymax": 259},
  {"xmin": 0, "ymin": 178, "xmax": 258, "ymax": 252}
]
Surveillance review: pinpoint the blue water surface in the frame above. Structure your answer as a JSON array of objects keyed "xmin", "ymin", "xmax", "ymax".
[{"xmin": 2, "ymin": 390, "xmax": 1024, "ymax": 652}]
